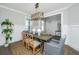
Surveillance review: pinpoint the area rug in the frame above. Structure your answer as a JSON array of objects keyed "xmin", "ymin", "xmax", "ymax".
[{"xmin": 10, "ymin": 41, "xmax": 42, "ymax": 55}]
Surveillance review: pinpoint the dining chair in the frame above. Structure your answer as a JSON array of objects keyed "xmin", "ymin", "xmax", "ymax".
[
  {"xmin": 22, "ymin": 32, "xmax": 29, "ymax": 49},
  {"xmin": 28, "ymin": 34, "xmax": 43, "ymax": 54},
  {"xmin": 44, "ymin": 37, "xmax": 66, "ymax": 55}
]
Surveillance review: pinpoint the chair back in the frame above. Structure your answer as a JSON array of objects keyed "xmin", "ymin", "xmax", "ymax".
[
  {"xmin": 22, "ymin": 32, "xmax": 28, "ymax": 39},
  {"xmin": 28, "ymin": 34, "xmax": 34, "ymax": 46}
]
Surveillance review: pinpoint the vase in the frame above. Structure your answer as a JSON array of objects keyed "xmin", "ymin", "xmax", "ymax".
[
  {"xmin": 4, "ymin": 43, "xmax": 9, "ymax": 47},
  {"xmin": 4, "ymin": 40, "xmax": 10, "ymax": 47}
]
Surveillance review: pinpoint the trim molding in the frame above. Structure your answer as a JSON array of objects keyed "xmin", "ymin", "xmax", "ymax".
[
  {"xmin": 44, "ymin": 3, "xmax": 75, "ymax": 17},
  {"xmin": 0, "ymin": 5, "xmax": 27, "ymax": 15}
]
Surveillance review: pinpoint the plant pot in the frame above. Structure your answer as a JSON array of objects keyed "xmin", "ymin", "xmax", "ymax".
[{"xmin": 4, "ymin": 43, "xmax": 9, "ymax": 47}]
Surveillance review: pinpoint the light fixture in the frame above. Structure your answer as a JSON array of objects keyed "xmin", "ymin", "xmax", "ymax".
[
  {"xmin": 31, "ymin": 3, "xmax": 44, "ymax": 20},
  {"xmin": 31, "ymin": 3, "xmax": 44, "ymax": 35}
]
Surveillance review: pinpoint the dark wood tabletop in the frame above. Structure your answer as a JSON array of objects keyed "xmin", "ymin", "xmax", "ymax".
[{"xmin": 22, "ymin": 31, "xmax": 53, "ymax": 42}]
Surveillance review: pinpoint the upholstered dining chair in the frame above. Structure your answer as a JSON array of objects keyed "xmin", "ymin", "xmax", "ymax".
[
  {"xmin": 28, "ymin": 34, "xmax": 43, "ymax": 54},
  {"xmin": 44, "ymin": 37, "xmax": 66, "ymax": 55}
]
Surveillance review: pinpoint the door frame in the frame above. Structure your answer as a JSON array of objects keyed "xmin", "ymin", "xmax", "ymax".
[{"xmin": 44, "ymin": 12, "xmax": 64, "ymax": 38}]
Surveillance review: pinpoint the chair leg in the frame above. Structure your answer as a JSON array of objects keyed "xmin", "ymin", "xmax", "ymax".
[
  {"xmin": 23, "ymin": 40, "xmax": 25, "ymax": 45},
  {"xmin": 27, "ymin": 43, "xmax": 29, "ymax": 49},
  {"xmin": 23, "ymin": 41, "xmax": 26, "ymax": 48},
  {"xmin": 27, "ymin": 43, "xmax": 29, "ymax": 54},
  {"xmin": 33, "ymin": 48, "xmax": 35, "ymax": 54},
  {"xmin": 24, "ymin": 42, "xmax": 29, "ymax": 49}
]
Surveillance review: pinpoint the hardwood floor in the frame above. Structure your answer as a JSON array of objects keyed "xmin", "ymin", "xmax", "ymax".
[
  {"xmin": 0, "ymin": 41, "xmax": 43, "ymax": 55},
  {"xmin": 0, "ymin": 40, "xmax": 79, "ymax": 55},
  {"xmin": 64, "ymin": 45, "xmax": 79, "ymax": 55},
  {"xmin": 10, "ymin": 41, "xmax": 43, "ymax": 55},
  {"xmin": 0, "ymin": 46, "xmax": 12, "ymax": 55}
]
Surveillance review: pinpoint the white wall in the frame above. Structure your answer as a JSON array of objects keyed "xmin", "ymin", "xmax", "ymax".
[
  {"xmin": 67, "ymin": 25, "xmax": 79, "ymax": 51},
  {"xmin": 67, "ymin": 4, "xmax": 79, "ymax": 51},
  {"xmin": 0, "ymin": 7, "xmax": 26, "ymax": 46}
]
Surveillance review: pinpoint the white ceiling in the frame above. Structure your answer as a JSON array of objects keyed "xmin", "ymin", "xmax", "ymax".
[{"xmin": 0, "ymin": 3, "xmax": 73, "ymax": 15}]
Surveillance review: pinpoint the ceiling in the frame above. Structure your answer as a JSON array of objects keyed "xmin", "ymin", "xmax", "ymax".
[{"xmin": 0, "ymin": 3, "xmax": 73, "ymax": 15}]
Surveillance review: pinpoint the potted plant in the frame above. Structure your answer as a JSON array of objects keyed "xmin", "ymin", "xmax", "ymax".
[{"xmin": 1, "ymin": 18, "xmax": 13, "ymax": 47}]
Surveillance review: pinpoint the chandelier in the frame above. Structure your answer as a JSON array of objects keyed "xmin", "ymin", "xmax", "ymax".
[{"xmin": 31, "ymin": 3, "xmax": 44, "ymax": 20}]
